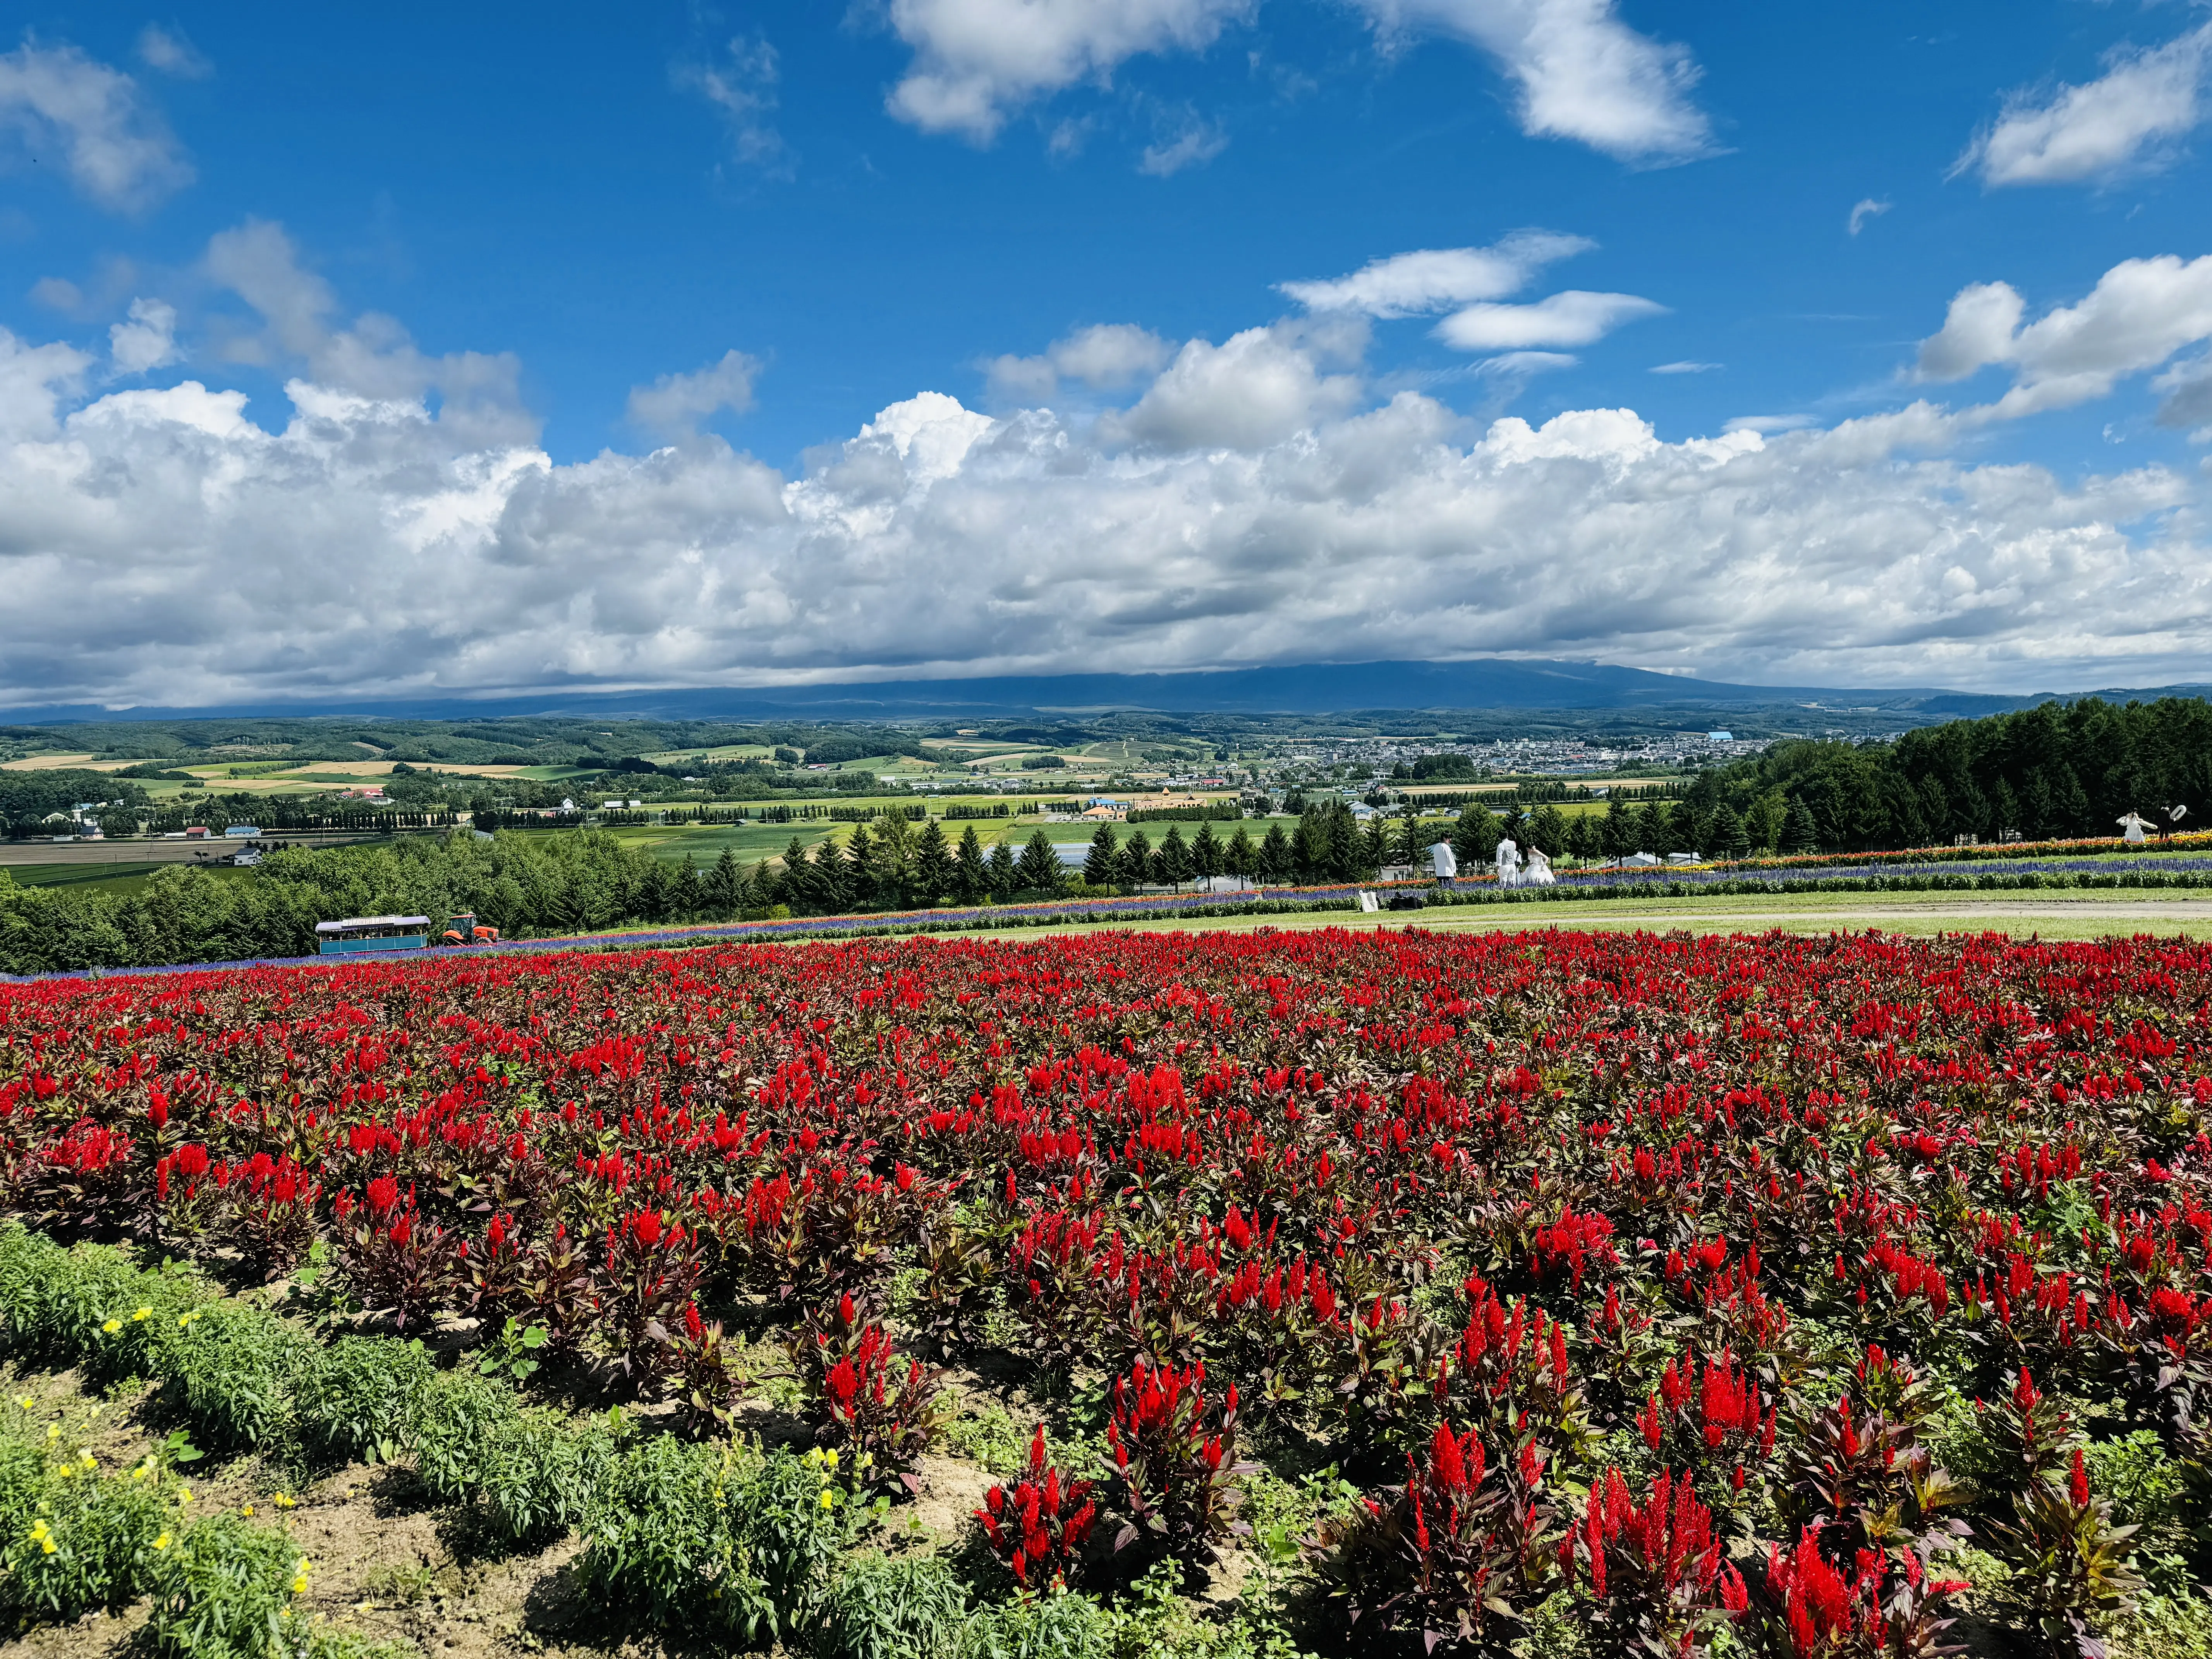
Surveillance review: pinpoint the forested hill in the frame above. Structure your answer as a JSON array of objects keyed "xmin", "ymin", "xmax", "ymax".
[{"xmin": 1705, "ymin": 695, "xmax": 2211, "ymax": 851}]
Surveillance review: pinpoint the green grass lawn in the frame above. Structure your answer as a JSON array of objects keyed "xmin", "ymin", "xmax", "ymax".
[
  {"xmin": 608, "ymin": 821, "xmax": 846, "ymax": 865},
  {"xmin": 896, "ymin": 884, "xmax": 2212, "ymax": 946},
  {"xmin": 0, "ymin": 861, "xmax": 252, "ymax": 898}
]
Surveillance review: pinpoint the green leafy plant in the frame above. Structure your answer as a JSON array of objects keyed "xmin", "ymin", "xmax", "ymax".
[
  {"xmin": 306, "ymin": 1335, "xmax": 433, "ymax": 1465},
  {"xmin": 0, "ymin": 1444, "xmax": 174, "ymax": 1621},
  {"xmin": 576, "ymin": 1437, "xmax": 847, "ymax": 1646},
  {"xmin": 955, "ymin": 1587, "xmax": 1113, "ymax": 1659},
  {"xmin": 474, "ymin": 1315, "xmax": 549, "ymax": 1382},
  {"xmin": 817, "ymin": 1551, "xmax": 968, "ymax": 1659},
  {"xmin": 151, "ymin": 1300, "xmax": 319, "ymax": 1454},
  {"xmin": 409, "ymin": 1369, "xmax": 613, "ymax": 1543},
  {"xmin": 144, "ymin": 1512, "xmax": 306, "ymax": 1659}
]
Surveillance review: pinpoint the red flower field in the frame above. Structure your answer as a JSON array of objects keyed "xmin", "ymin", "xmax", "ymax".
[{"xmin": 2, "ymin": 924, "xmax": 2207, "ymax": 1654}]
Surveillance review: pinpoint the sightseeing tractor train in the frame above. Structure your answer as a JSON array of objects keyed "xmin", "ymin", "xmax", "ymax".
[{"xmin": 313, "ymin": 913, "xmax": 500, "ymax": 955}]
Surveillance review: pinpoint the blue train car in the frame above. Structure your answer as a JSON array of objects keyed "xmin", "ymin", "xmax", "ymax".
[{"xmin": 315, "ymin": 915, "xmax": 431, "ymax": 955}]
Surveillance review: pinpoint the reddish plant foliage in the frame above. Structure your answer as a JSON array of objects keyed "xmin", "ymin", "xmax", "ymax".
[
  {"xmin": 975, "ymin": 1425, "xmax": 1097, "ymax": 1586},
  {"xmin": 2, "ymin": 926, "xmax": 2209, "ymax": 1638}
]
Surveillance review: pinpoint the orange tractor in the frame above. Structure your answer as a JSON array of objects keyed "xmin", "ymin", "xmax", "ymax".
[{"xmin": 440, "ymin": 912, "xmax": 501, "ymax": 946}]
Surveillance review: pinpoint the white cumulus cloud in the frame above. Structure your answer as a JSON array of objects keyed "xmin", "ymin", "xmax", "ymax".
[
  {"xmin": 108, "ymin": 297, "xmax": 179, "ymax": 374},
  {"xmin": 1917, "ymin": 254, "xmax": 2212, "ymax": 422},
  {"xmin": 986, "ymin": 323, "xmax": 1172, "ymax": 405},
  {"xmin": 883, "ymin": 0, "xmax": 1251, "ymax": 142},
  {"xmin": 203, "ymin": 218, "xmax": 532, "ymax": 448},
  {"xmin": 1098, "ymin": 326, "xmax": 1364, "ymax": 450},
  {"xmin": 0, "ymin": 37, "xmax": 193, "ymax": 211},
  {"xmin": 1960, "ymin": 24, "xmax": 2212, "ymax": 187},
  {"xmin": 4, "ymin": 261, "xmax": 2212, "ymax": 708},
  {"xmin": 1353, "ymin": 0, "xmax": 1712, "ymax": 162},
  {"xmin": 627, "ymin": 350, "xmax": 761, "ymax": 438}
]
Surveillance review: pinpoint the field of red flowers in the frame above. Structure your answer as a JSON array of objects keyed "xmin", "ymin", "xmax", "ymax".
[{"xmin": 2, "ymin": 925, "xmax": 2210, "ymax": 1658}]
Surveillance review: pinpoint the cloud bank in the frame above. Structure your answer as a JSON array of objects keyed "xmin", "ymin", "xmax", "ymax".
[{"xmin": 3, "ymin": 239, "xmax": 2210, "ymax": 709}]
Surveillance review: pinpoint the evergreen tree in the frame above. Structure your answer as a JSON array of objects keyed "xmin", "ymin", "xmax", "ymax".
[
  {"xmin": 1916, "ymin": 775, "xmax": 1951, "ymax": 843},
  {"xmin": 1017, "ymin": 831, "xmax": 1061, "ymax": 893},
  {"xmin": 673, "ymin": 857, "xmax": 704, "ymax": 919},
  {"xmin": 2056, "ymin": 766, "xmax": 2092, "ymax": 837},
  {"xmin": 845, "ymin": 822, "xmax": 879, "ymax": 908},
  {"xmin": 809, "ymin": 839, "xmax": 851, "ymax": 913},
  {"xmin": 1157, "ymin": 824, "xmax": 1194, "ymax": 884},
  {"xmin": 1084, "ymin": 823, "xmax": 1121, "ymax": 888},
  {"xmin": 872, "ymin": 809, "xmax": 917, "ymax": 904},
  {"xmin": 1191, "ymin": 819, "xmax": 1223, "ymax": 879},
  {"xmin": 706, "ymin": 847, "xmax": 742, "ymax": 917},
  {"xmin": 1450, "ymin": 802, "xmax": 1502, "ymax": 871},
  {"xmin": 1992, "ymin": 778, "xmax": 2022, "ymax": 842},
  {"xmin": 1224, "ymin": 824, "xmax": 1256, "ymax": 878},
  {"xmin": 1123, "ymin": 829, "xmax": 1155, "ymax": 885},
  {"xmin": 1565, "ymin": 812, "xmax": 1597, "ymax": 867},
  {"xmin": 1257, "ymin": 822, "xmax": 1291, "ymax": 883},
  {"xmin": 1707, "ymin": 803, "xmax": 1747, "ymax": 862},
  {"xmin": 642, "ymin": 858, "xmax": 679, "ymax": 921},
  {"xmin": 953, "ymin": 825, "xmax": 989, "ymax": 903},
  {"xmin": 1360, "ymin": 816, "xmax": 1390, "ymax": 875},
  {"xmin": 1530, "ymin": 805, "xmax": 1568, "ymax": 857},
  {"xmin": 1289, "ymin": 814, "xmax": 1318, "ymax": 883},
  {"xmin": 986, "ymin": 839, "xmax": 1020, "ymax": 898},
  {"xmin": 1393, "ymin": 812, "xmax": 1428, "ymax": 867},
  {"xmin": 1601, "ymin": 797, "xmax": 1631, "ymax": 859},
  {"xmin": 1745, "ymin": 792, "xmax": 1787, "ymax": 855},
  {"xmin": 1782, "ymin": 797, "xmax": 1820, "ymax": 855},
  {"xmin": 912, "ymin": 818, "xmax": 954, "ymax": 903}
]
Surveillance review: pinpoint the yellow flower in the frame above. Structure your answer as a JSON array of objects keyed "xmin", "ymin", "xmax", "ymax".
[
  {"xmin": 292, "ymin": 1578, "xmax": 309, "ymax": 1594},
  {"xmin": 132, "ymin": 1307, "xmax": 151, "ymax": 1322},
  {"xmin": 153, "ymin": 1533, "xmax": 170, "ymax": 1551},
  {"xmin": 818, "ymin": 1488, "xmax": 835, "ymax": 1510},
  {"xmin": 46, "ymin": 1424, "xmax": 58, "ymax": 1441},
  {"xmin": 39, "ymin": 1539, "xmax": 54, "ymax": 1555},
  {"xmin": 177, "ymin": 1314, "xmax": 191, "ymax": 1327},
  {"xmin": 14, "ymin": 1396, "xmax": 30, "ymax": 1410},
  {"xmin": 272, "ymin": 1493, "xmax": 295, "ymax": 1510},
  {"xmin": 28, "ymin": 1520, "xmax": 48, "ymax": 1539},
  {"xmin": 102, "ymin": 1319, "xmax": 121, "ymax": 1334},
  {"xmin": 175, "ymin": 1486, "xmax": 192, "ymax": 1504},
  {"xmin": 241, "ymin": 1504, "xmax": 255, "ymax": 1518},
  {"xmin": 822, "ymin": 1448, "xmax": 839, "ymax": 1470},
  {"xmin": 79, "ymin": 1454, "xmax": 95, "ymax": 1472}
]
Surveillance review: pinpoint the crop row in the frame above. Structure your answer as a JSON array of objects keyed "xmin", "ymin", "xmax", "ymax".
[{"xmin": 2, "ymin": 926, "xmax": 2210, "ymax": 1654}]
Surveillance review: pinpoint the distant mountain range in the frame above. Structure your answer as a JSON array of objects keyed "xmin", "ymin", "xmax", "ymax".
[{"xmin": 7, "ymin": 659, "xmax": 2210, "ymax": 725}]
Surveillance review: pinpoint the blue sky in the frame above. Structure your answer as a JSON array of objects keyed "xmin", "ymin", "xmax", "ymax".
[{"xmin": 3, "ymin": 2, "xmax": 2212, "ymax": 706}]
